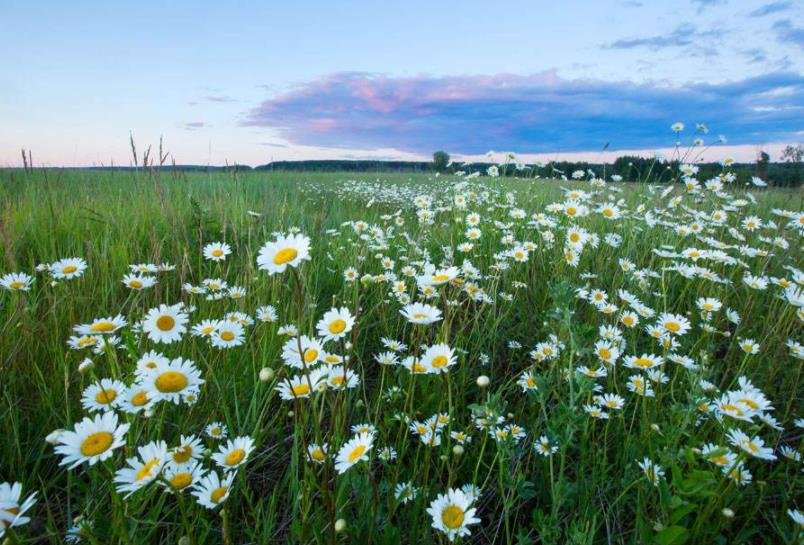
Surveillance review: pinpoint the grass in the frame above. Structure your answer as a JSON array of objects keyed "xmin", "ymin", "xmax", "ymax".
[{"xmin": 0, "ymin": 166, "xmax": 802, "ymax": 544}]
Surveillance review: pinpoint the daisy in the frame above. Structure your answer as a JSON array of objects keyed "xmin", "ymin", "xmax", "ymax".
[
  {"xmin": 114, "ymin": 440, "xmax": 169, "ymax": 496},
  {"xmin": 307, "ymin": 443, "xmax": 329, "ymax": 464},
  {"xmin": 206, "ymin": 422, "xmax": 228, "ymax": 440},
  {"xmin": 203, "ymin": 242, "xmax": 231, "ymax": 262},
  {"xmin": 54, "ymin": 411, "xmax": 130, "ymax": 469},
  {"xmin": 0, "ymin": 272, "xmax": 33, "ymax": 292},
  {"xmin": 50, "ymin": 257, "xmax": 87, "ymax": 280},
  {"xmin": 170, "ymin": 435, "xmax": 204, "ymax": 465},
  {"xmin": 136, "ymin": 350, "xmax": 169, "ymax": 374},
  {"xmin": 142, "ymin": 303, "xmax": 189, "ymax": 344},
  {"xmin": 427, "ymin": 488, "xmax": 481, "ymax": 542},
  {"xmin": 118, "ymin": 385, "xmax": 154, "ymax": 414},
  {"xmin": 81, "ymin": 378, "xmax": 126, "ymax": 412},
  {"xmin": 334, "ymin": 432, "xmax": 374, "ymax": 474},
  {"xmin": 256, "ymin": 305, "xmax": 278, "ymax": 323},
  {"xmin": 256, "ymin": 233, "xmax": 311, "ymax": 274},
  {"xmin": 400, "ymin": 302, "xmax": 442, "ymax": 325},
  {"xmin": 191, "ymin": 319, "xmax": 220, "ymax": 338},
  {"xmin": 140, "ymin": 357, "xmax": 204, "ymax": 404},
  {"xmin": 422, "ymin": 343, "xmax": 456, "ymax": 374},
  {"xmin": 162, "ymin": 460, "xmax": 206, "ymax": 493},
  {"xmin": 74, "ymin": 315, "xmax": 127, "ymax": 335},
  {"xmin": 637, "ymin": 457, "xmax": 664, "ymax": 486},
  {"xmin": 276, "ymin": 369, "xmax": 327, "ymax": 400},
  {"xmin": 281, "ymin": 335, "xmax": 324, "ymax": 368},
  {"xmin": 212, "ymin": 436, "xmax": 255, "ymax": 471},
  {"xmin": 0, "ymin": 482, "xmax": 37, "ymax": 537},
  {"xmin": 534, "ymin": 435, "xmax": 558, "ymax": 456},
  {"xmin": 210, "ymin": 321, "xmax": 245, "ymax": 349},
  {"xmin": 316, "ymin": 307, "xmax": 355, "ymax": 342},
  {"xmin": 726, "ymin": 429, "xmax": 776, "ymax": 460},
  {"xmin": 395, "ymin": 481, "xmax": 418, "ymax": 504},
  {"xmin": 192, "ymin": 471, "xmax": 234, "ymax": 509},
  {"xmin": 122, "ymin": 274, "xmax": 156, "ymax": 290},
  {"xmin": 657, "ymin": 313, "xmax": 691, "ymax": 336}
]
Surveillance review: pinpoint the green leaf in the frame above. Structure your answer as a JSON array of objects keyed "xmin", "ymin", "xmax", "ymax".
[{"xmin": 654, "ymin": 525, "xmax": 690, "ymax": 545}]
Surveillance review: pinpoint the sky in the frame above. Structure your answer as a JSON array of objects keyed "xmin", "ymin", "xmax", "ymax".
[{"xmin": 1, "ymin": 0, "xmax": 802, "ymax": 167}]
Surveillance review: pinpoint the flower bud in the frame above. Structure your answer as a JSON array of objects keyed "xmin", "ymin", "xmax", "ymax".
[
  {"xmin": 476, "ymin": 375, "xmax": 490, "ymax": 388},
  {"xmin": 259, "ymin": 367, "xmax": 274, "ymax": 382}
]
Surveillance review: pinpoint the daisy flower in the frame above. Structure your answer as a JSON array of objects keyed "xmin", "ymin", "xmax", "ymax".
[
  {"xmin": 211, "ymin": 436, "xmax": 255, "ymax": 471},
  {"xmin": 400, "ymin": 302, "xmax": 442, "ymax": 325},
  {"xmin": 0, "ymin": 272, "xmax": 33, "ymax": 291},
  {"xmin": 50, "ymin": 257, "xmax": 87, "ymax": 280},
  {"xmin": 139, "ymin": 357, "xmax": 204, "ymax": 405},
  {"xmin": 427, "ymin": 488, "xmax": 481, "ymax": 542},
  {"xmin": 54, "ymin": 412, "xmax": 130, "ymax": 469},
  {"xmin": 203, "ymin": 242, "xmax": 231, "ymax": 262},
  {"xmin": 162, "ymin": 460, "xmax": 206, "ymax": 493},
  {"xmin": 74, "ymin": 315, "xmax": 127, "ymax": 335},
  {"xmin": 81, "ymin": 378, "xmax": 126, "ymax": 412},
  {"xmin": 142, "ymin": 303, "xmax": 189, "ymax": 344},
  {"xmin": 192, "ymin": 471, "xmax": 234, "ymax": 509},
  {"xmin": 114, "ymin": 440, "xmax": 169, "ymax": 496},
  {"xmin": 316, "ymin": 307, "xmax": 355, "ymax": 342},
  {"xmin": 334, "ymin": 432, "xmax": 374, "ymax": 474},
  {"xmin": 422, "ymin": 343, "xmax": 457, "ymax": 374},
  {"xmin": 256, "ymin": 233, "xmax": 311, "ymax": 274},
  {"xmin": 206, "ymin": 422, "xmax": 228, "ymax": 440},
  {"xmin": 210, "ymin": 321, "xmax": 245, "ymax": 349},
  {"xmin": 122, "ymin": 274, "xmax": 156, "ymax": 290},
  {"xmin": 0, "ymin": 482, "xmax": 37, "ymax": 537}
]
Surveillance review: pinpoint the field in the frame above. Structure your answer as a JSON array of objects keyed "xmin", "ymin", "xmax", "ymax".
[{"xmin": 0, "ymin": 166, "xmax": 802, "ymax": 544}]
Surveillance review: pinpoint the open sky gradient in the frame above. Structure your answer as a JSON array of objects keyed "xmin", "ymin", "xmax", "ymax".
[{"xmin": 1, "ymin": 0, "xmax": 802, "ymax": 166}]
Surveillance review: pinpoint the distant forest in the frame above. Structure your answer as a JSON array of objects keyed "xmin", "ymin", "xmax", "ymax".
[{"xmin": 39, "ymin": 155, "xmax": 802, "ymax": 187}]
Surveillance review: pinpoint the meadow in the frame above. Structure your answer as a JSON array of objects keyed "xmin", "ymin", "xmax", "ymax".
[{"xmin": 0, "ymin": 160, "xmax": 802, "ymax": 544}]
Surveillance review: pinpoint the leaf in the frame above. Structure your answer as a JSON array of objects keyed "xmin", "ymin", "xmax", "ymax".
[{"xmin": 654, "ymin": 525, "xmax": 690, "ymax": 545}]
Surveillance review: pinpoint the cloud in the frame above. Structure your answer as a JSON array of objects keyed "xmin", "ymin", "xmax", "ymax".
[
  {"xmin": 691, "ymin": 0, "xmax": 726, "ymax": 11},
  {"xmin": 749, "ymin": 1, "xmax": 792, "ymax": 16},
  {"xmin": 773, "ymin": 19, "xmax": 804, "ymax": 48},
  {"xmin": 183, "ymin": 121, "xmax": 205, "ymax": 131},
  {"xmin": 205, "ymin": 95, "xmax": 238, "ymax": 103},
  {"xmin": 242, "ymin": 71, "xmax": 804, "ymax": 155},
  {"xmin": 741, "ymin": 48, "xmax": 768, "ymax": 63},
  {"xmin": 606, "ymin": 23, "xmax": 720, "ymax": 50}
]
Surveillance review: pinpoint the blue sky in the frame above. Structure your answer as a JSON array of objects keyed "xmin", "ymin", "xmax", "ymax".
[{"xmin": 1, "ymin": 0, "xmax": 802, "ymax": 166}]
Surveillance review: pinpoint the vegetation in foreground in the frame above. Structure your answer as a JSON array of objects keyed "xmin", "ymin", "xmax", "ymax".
[{"xmin": 0, "ymin": 146, "xmax": 803, "ymax": 543}]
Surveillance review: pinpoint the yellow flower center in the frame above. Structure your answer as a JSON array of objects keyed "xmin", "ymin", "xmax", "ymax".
[
  {"xmin": 291, "ymin": 383, "xmax": 311, "ymax": 397},
  {"xmin": 155, "ymin": 371, "xmax": 188, "ymax": 393},
  {"xmin": 311, "ymin": 448, "xmax": 326, "ymax": 461},
  {"xmin": 156, "ymin": 315, "xmax": 176, "ymax": 331},
  {"xmin": 721, "ymin": 403, "xmax": 744, "ymax": 416},
  {"xmin": 273, "ymin": 247, "xmax": 298, "ymax": 265},
  {"xmin": 303, "ymin": 348, "xmax": 319, "ymax": 363},
  {"xmin": 136, "ymin": 458, "xmax": 161, "ymax": 481},
  {"xmin": 603, "ymin": 208, "xmax": 613, "ymax": 217},
  {"xmin": 441, "ymin": 505, "xmax": 465, "ymax": 530},
  {"xmin": 330, "ymin": 375, "xmax": 345, "ymax": 386},
  {"xmin": 710, "ymin": 455, "xmax": 728, "ymax": 465},
  {"xmin": 225, "ymin": 448, "xmax": 246, "ymax": 466},
  {"xmin": 348, "ymin": 445, "xmax": 367, "ymax": 463},
  {"xmin": 131, "ymin": 390, "xmax": 149, "ymax": 407},
  {"xmin": 411, "ymin": 361, "xmax": 426, "ymax": 373},
  {"xmin": 201, "ymin": 326, "xmax": 215, "ymax": 335},
  {"xmin": 220, "ymin": 331, "xmax": 235, "ymax": 342},
  {"xmin": 80, "ymin": 431, "xmax": 114, "ymax": 457},
  {"xmin": 91, "ymin": 321, "xmax": 117, "ymax": 333},
  {"xmin": 78, "ymin": 337, "xmax": 97, "ymax": 347},
  {"xmin": 210, "ymin": 486, "xmax": 228, "ymax": 503},
  {"xmin": 95, "ymin": 388, "xmax": 118, "ymax": 404},
  {"xmin": 431, "ymin": 355, "xmax": 449, "ymax": 368},
  {"xmin": 173, "ymin": 446, "xmax": 193, "ymax": 464},
  {"xmin": 665, "ymin": 321, "xmax": 681, "ymax": 332},
  {"xmin": 433, "ymin": 274, "xmax": 451, "ymax": 282},
  {"xmin": 128, "ymin": 280, "xmax": 143, "ymax": 289},
  {"xmin": 212, "ymin": 248, "xmax": 224, "ymax": 257},
  {"xmin": 328, "ymin": 319, "xmax": 347, "ymax": 334},
  {"xmin": 9, "ymin": 281, "xmax": 25, "ymax": 289},
  {"xmin": 566, "ymin": 207, "xmax": 577, "ymax": 216},
  {"xmin": 598, "ymin": 348, "xmax": 611, "ymax": 360},
  {"xmin": 62, "ymin": 265, "xmax": 78, "ymax": 274},
  {"xmin": 570, "ymin": 233, "xmax": 580, "ymax": 243},
  {"xmin": 170, "ymin": 472, "xmax": 193, "ymax": 489}
]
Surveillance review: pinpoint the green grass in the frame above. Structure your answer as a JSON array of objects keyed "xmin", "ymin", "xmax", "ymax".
[{"xmin": 0, "ymin": 167, "xmax": 802, "ymax": 544}]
